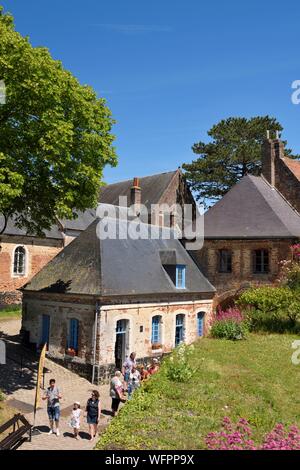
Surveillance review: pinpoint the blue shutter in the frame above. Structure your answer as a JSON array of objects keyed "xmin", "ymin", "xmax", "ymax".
[
  {"xmin": 152, "ymin": 316, "xmax": 161, "ymax": 343},
  {"xmin": 197, "ymin": 312, "xmax": 205, "ymax": 337},
  {"xmin": 69, "ymin": 319, "xmax": 79, "ymax": 351},
  {"xmin": 41, "ymin": 314, "xmax": 50, "ymax": 347}
]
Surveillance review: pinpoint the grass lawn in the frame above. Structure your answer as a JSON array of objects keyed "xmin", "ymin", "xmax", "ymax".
[
  {"xmin": 96, "ymin": 334, "xmax": 300, "ymax": 450},
  {"xmin": 0, "ymin": 305, "xmax": 21, "ymax": 321}
]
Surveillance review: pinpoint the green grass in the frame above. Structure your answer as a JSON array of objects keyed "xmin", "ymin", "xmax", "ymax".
[
  {"xmin": 0, "ymin": 305, "xmax": 21, "ymax": 320},
  {"xmin": 96, "ymin": 334, "xmax": 300, "ymax": 450}
]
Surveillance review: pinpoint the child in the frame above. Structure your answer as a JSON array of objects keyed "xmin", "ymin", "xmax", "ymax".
[{"xmin": 69, "ymin": 401, "xmax": 81, "ymax": 439}]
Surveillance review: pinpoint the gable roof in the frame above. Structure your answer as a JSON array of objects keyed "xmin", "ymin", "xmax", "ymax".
[
  {"xmin": 204, "ymin": 175, "xmax": 300, "ymax": 239},
  {"xmin": 98, "ymin": 170, "xmax": 178, "ymax": 210},
  {"xmin": 22, "ymin": 218, "xmax": 215, "ymax": 297}
]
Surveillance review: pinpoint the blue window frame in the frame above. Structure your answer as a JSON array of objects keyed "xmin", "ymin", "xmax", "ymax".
[
  {"xmin": 197, "ymin": 312, "xmax": 205, "ymax": 337},
  {"xmin": 68, "ymin": 318, "xmax": 79, "ymax": 352},
  {"xmin": 151, "ymin": 316, "xmax": 161, "ymax": 344},
  {"xmin": 175, "ymin": 314, "xmax": 185, "ymax": 346},
  {"xmin": 176, "ymin": 265, "xmax": 186, "ymax": 289}
]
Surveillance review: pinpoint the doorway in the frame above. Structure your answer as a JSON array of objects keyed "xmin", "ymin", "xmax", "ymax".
[{"xmin": 115, "ymin": 319, "xmax": 129, "ymax": 369}]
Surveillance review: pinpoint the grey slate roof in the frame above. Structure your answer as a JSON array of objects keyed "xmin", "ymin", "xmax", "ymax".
[
  {"xmin": 98, "ymin": 171, "xmax": 177, "ymax": 209},
  {"xmin": 23, "ymin": 218, "xmax": 215, "ymax": 297},
  {"xmin": 204, "ymin": 175, "xmax": 300, "ymax": 239},
  {"xmin": 1, "ymin": 171, "xmax": 178, "ymax": 238}
]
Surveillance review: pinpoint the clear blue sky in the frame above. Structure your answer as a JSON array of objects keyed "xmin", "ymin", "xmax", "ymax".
[{"xmin": 3, "ymin": 0, "xmax": 300, "ymax": 183}]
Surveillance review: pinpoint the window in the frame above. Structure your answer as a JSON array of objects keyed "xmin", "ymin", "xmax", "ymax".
[
  {"xmin": 68, "ymin": 318, "xmax": 79, "ymax": 353},
  {"xmin": 13, "ymin": 246, "xmax": 26, "ymax": 276},
  {"xmin": 175, "ymin": 314, "xmax": 185, "ymax": 346},
  {"xmin": 151, "ymin": 315, "xmax": 162, "ymax": 344},
  {"xmin": 176, "ymin": 265, "xmax": 186, "ymax": 289},
  {"xmin": 253, "ymin": 249, "xmax": 269, "ymax": 274},
  {"xmin": 197, "ymin": 312, "xmax": 205, "ymax": 337},
  {"xmin": 219, "ymin": 249, "xmax": 232, "ymax": 273}
]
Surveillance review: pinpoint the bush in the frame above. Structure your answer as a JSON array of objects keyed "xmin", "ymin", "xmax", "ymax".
[
  {"xmin": 237, "ymin": 286, "xmax": 300, "ymax": 332},
  {"xmin": 211, "ymin": 319, "xmax": 248, "ymax": 340},
  {"xmin": 166, "ymin": 343, "xmax": 195, "ymax": 383}
]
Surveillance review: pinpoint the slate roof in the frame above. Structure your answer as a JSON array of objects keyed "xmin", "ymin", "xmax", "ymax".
[
  {"xmin": 204, "ymin": 175, "xmax": 300, "ymax": 239},
  {"xmin": 1, "ymin": 171, "xmax": 178, "ymax": 238},
  {"xmin": 22, "ymin": 218, "xmax": 215, "ymax": 297},
  {"xmin": 98, "ymin": 171, "xmax": 178, "ymax": 209}
]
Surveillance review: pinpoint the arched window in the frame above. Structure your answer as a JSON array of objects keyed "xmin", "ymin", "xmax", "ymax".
[
  {"xmin": 13, "ymin": 246, "xmax": 26, "ymax": 276},
  {"xmin": 175, "ymin": 314, "xmax": 185, "ymax": 346},
  {"xmin": 151, "ymin": 315, "xmax": 162, "ymax": 345}
]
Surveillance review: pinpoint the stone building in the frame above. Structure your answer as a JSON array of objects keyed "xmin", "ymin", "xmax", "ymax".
[
  {"xmin": 194, "ymin": 137, "xmax": 300, "ymax": 305},
  {"xmin": 0, "ymin": 169, "xmax": 192, "ymax": 306},
  {"xmin": 21, "ymin": 217, "xmax": 215, "ymax": 382}
]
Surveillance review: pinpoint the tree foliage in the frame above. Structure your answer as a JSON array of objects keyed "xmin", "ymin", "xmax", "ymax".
[
  {"xmin": 0, "ymin": 6, "xmax": 117, "ymax": 235},
  {"xmin": 182, "ymin": 116, "xmax": 297, "ymax": 207}
]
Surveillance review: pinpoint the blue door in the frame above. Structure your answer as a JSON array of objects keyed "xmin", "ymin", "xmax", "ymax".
[
  {"xmin": 197, "ymin": 312, "xmax": 205, "ymax": 337},
  {"xmin": 41, "ymin": 314, "xmax": 50, "ymax": 348},
  {"xmin": 175, "ymin": 314, "xmax": 185, "ymax": 346}
]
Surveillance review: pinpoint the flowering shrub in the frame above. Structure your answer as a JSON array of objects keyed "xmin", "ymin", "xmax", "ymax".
[
  {"xmin": 261, "ymin": 423, "xmax": 300, "ymax": 450},
  {"xmin": 206, "ymin": 417, "xmax": 256, "ymax": 450},
  {"xmin": 166, "ymin": 343, "xmax": 195, "ymax": 383},
  {"xmin": 211, "ymin": 307, "xmax": 248, "ymax": 340},
  {"xmin": 278, "ymin": 259, "xmax": 300, "ymax": 292},
  {"xmin": 205, "ymin": 418, "xmax": 300, "ymax": 450}
]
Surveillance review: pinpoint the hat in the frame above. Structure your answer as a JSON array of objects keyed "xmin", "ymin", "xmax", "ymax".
[{"xmin": 74, "ymin": 401, "xmax": 80, "ymax": 406}]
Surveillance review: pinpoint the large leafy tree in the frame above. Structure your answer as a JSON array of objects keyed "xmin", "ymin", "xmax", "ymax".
[
  {"xmin": 0, "ymin": 6, "xmax": 117, "ymax": 235},
  {"xmin": 182, "ymin": 116, "xmax": 297, "ymax": 207}
]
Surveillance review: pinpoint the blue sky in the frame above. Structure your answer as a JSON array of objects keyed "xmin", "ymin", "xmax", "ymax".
[{"xmin": 3, "ymin": 0, "xmax": 300, "ymax": 183}]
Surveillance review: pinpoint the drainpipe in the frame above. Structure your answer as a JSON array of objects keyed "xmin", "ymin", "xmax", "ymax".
[{"xmin": 92, "ymin": 301, "xmax": 101, "ymax": 385}]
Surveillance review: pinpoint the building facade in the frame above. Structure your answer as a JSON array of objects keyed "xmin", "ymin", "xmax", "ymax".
[
  {"xmin": 21, "ymin": 218, "xmax": 215, "ymax": 382},
  {"xmin": 194, "ymin": 137, "xmax": 300, "ymax": 306}
]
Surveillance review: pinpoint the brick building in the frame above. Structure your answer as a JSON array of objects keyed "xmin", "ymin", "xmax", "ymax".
[
  {"xmin": 194, "ymin": 137, "xmax": 300, "ymax": 305},
  {"xmin": 0, "ymin": 169, "xmax": 192, "ymax": 307},
  {"xmin": 21, "ymin": 218, "xmax": 215, "ymax": 382}
]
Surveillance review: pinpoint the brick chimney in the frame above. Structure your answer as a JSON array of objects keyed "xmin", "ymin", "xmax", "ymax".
[
  {"xmin": 130, "ymin": 177, "xmax": 141, "ymax": 207},
  {"xmin": 262, "ymin": 131, "xmax": 284, "ymax": 187}
]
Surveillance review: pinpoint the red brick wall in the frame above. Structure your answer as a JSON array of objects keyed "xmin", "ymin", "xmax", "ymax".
[{"xmin": 0, "ymin": 236, "xmax": 63, "ymax": 305}]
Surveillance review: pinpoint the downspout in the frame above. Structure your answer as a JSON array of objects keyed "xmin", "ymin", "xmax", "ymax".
[{"xmin": 92, "ymin": 301, "xmax": 101, "ymax": 384}]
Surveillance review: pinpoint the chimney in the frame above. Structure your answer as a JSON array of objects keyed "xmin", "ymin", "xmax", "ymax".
[
  {"xmin": 262, "ymin": 130, "xmax": 284, "ymax": 187},
  {"xmin": 130, "ymin": 177, "xmax": 141, "ymax": 207}
]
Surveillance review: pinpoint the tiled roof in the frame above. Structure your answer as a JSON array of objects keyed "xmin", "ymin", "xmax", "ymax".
[{"xmin": 282, "ymin": 157, "xmax": 300, "ymax": 181}]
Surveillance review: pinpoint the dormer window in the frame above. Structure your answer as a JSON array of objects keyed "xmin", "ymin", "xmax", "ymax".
[{"xmin": 176, "ymin": 265, "xmax": 186, "ymax": 289}]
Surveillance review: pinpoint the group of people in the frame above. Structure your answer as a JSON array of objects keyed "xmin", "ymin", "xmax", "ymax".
[
  {"xmin": 42, "ymin": 354, "xmax": 160, "ymax": 441},
  {"xmin": 109, "ymin": 352, "xmax": 160, "ymax": 416}
]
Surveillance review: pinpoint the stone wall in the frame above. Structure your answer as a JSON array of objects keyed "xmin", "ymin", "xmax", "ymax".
[
  {"xmin": 21, "ymin": 293, "xmax": 213, "ymax": 382},
  {"xmin": 194, "ymin": 238, "xmax": 293, "ymax": 304},
  {"xmin": 0, "ymin": 235, "xmax": 63, "ymax": 306}
]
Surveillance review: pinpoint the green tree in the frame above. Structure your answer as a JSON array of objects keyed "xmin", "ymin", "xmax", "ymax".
[
  {"xmin": 0, "ymin": 6, "xmax": 117, "ymax": 235},
  {"xmin": 182, "ymin": 116, "xmax": 297, "ymax": 207}
]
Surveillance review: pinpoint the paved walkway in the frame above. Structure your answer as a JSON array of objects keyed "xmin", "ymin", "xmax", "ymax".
[{"xmin": 0, "ymin": 318, "xmax": 112, "ymax": 450}]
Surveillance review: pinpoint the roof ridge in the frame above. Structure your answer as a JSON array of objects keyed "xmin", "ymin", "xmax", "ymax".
[{"xmin": 102, "ymin": 170, "xmax": 178, "ymax": 187}]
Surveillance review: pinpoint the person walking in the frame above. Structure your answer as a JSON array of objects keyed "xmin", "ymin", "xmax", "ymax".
[
  {"xmin": 85, "ymin": 390, "xmax": 101, "ymax": 441},
  {"xmin": 122, "ymin": 352, "xmax": 136, "ymax": 389},
  {"xmin": 42, "ymin": 378, "xmax": 62, "ymax": 436},
  {"xmin": 69, "ymin": 401, "xmax": 81, "ymax": 440},
  {"xmin": 110, "ymin": 370, "xmax": 125, "ymax": 417}
]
